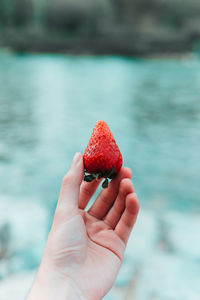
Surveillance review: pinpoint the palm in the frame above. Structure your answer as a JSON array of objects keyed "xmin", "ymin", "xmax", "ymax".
[
  {"xmin": 58, "ymin": 210, "xmax": 122, "ymax": 299},
  {"xmin": 81, "ymin": 210, "xmax": 125, "ymax": 263}
]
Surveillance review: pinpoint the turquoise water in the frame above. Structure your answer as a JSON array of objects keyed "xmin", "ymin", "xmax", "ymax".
[
  {"xmin": 0, "ymin": 53, "xmax": 200, "ymax": 297},
  {"xmin": 0, "ymin": 54, "xmax": 200, "ymax": 211}
]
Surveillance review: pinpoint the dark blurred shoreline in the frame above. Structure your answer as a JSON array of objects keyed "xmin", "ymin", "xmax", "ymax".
[
  {"xmin": 1, "ymin": 0, "xmax": 200, "ymax": 57},
  {"xmin": 0, "ymin": 28, "xmax": 199, "ymax": 57}
]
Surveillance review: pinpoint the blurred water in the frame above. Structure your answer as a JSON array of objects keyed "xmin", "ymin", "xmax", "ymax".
[
  {"xmin": 0, "ymin": 53, "xmax": 200, "ymax": 296},
  {"xmin": 0, "ymin": 53, "xmax": 200, "ymax": 211}
]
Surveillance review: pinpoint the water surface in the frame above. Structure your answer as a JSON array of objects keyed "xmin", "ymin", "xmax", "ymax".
[{"xmin": 0, "ymin": 53, "xmax": 200, "ymax": 278}]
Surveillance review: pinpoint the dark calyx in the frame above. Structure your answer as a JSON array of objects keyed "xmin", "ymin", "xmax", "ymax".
[{"xmin": 84, "ymin": 166, "xmax": 117, "ymax": 188}]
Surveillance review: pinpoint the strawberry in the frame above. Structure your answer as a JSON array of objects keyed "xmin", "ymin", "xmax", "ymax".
[{"xmin": 83, "ymin": 120, "xmax": 123, "ymax": 188}]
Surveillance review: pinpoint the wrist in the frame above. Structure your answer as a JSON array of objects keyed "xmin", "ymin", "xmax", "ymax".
[{"xmin": 27, "ymin": 264, "xmax": 87, "ymax": 300}]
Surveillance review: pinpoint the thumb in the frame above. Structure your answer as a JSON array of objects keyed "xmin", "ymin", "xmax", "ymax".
[{"xmin": 56, "ymin": 153, "xmax": 84, "ymax": 215}]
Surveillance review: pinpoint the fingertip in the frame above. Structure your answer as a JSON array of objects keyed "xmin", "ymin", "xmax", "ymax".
[
  {"xmin": 62, "ymin": 152, "xmax": 84, "ymax": 187},
  {"xmin": 118, "ymin": 167, "xmax": 132, "ymax": 179},
  {"xmin": 126, "ymin": 192, "xmax": 140, "ymax": 215},
  {"xmin": 71, "ymin": 152, "xmax": 83, "ymax": 169},
  {"xmin": 58, "ymin": 153, "xmax": 84, "ymax": 211},
  {"xmin": 110, "ymin": 167, "xmax": 132, "ymax": 188},
  {"xmin": 123, "ymin": 167, "xmax": 132, "ymax": 178},
  {"xmin": 118, "ymin": 179, "xmax": 134, "ymax": 199},
  {"xmin": 71, "ymin": 152, "xmax": 83, "ymax": 167}
]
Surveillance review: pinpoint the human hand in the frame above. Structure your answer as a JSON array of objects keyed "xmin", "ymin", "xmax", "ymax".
[{"xmin": 27, "ymin": 153, "xmax": 139, "ymax": 300}]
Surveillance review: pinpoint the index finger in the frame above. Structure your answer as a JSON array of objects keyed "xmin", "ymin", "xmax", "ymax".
[{"xmin": 78, "ymin": 179, "xmax": 102, "ymax": 209}]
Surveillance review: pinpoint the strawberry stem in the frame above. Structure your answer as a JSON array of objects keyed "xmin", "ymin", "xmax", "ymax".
[
  {"xmin": 84, "ymin": 165, "xmax": 116, "ymax": 188},
  {"xmin": 102, "ymin": 178, "xmax": 109, "ymax": 188},
  {"xmin": 84, "ymin": 174, "xmax": 96, "ymax": 182}
]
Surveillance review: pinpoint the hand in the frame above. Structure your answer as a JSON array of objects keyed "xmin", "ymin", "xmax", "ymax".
[{"xmin": 27, "ymin": 153, "xmax": 139, "ymax": 300}]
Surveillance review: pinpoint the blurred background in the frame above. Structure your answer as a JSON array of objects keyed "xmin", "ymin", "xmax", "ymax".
[
  {"xmin": 0, "ymin": 1, "xmax": 200, "ymax": 299},
  {"xmin": 0, "ymin": 0, "xmax": 200, "ymax": 55}
]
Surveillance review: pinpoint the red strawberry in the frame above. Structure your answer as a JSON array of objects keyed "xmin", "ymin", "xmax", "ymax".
[{"xmin": 83, "ymin": 120, "xmax": 123, "ymax": 188}]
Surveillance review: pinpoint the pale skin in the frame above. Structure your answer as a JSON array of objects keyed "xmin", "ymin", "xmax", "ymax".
[{"xmin": 27, "ymin": 153, "xmax": 139, "ymax": 300}]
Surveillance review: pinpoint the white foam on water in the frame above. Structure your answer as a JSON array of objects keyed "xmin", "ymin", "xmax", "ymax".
[
  {"xmin": 0, "ymin": 196, "xmax": 48, "ymax": 278},
  {"xmin": 0, "ymin": 270, "xmax": 36, "ymax": 300}
]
